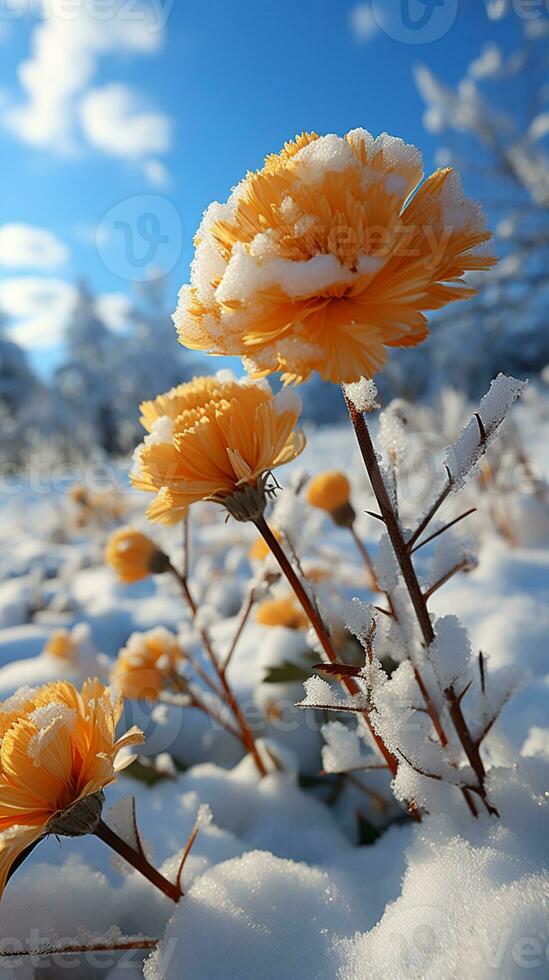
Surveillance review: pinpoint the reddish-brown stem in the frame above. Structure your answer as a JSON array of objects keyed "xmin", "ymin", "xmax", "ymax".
[
  {"xmin": 423, "ymin": 559, "xmax": 472, "ymax": 601},
  {"xmin": 95, "ymin": 819, "xmax": 182, "ymax": 902},
  {"xmin": 349, "ymin": 525, "xmax": 380, "ymax": 591},
  {"xmin": 344, "ymin": 393, "xmax": 496, "ymax": 817},
  {"xmin": 222, "ymin": 589, "xmax": 255, "ymax": 674},
  {"xmin": 254, "ymin": 515, "xmax": 404, "ymax": 784},
  {"xmin": 6, "ymin": 836, "xmax": 43, "ymax": 886},
  {"xmin": 445, "ymin": 690, "xmax": 499, "ymax": 816},
  {"xmin": 175, "ymin": 822, "xmax": 202, "ymax": 893},
  {"xmin": 168, "ymin": 563, "xmax": 267, "ymax": 777},
  {"xmin": 411, "ymin": 508, "xmax": 477, "ymax": 554},
  {"xmin": 411, "ymin": 666, "xmax": 448, "ymax": 747},
  {"xmin": 406, "ymin": 474, "xmax": 453, "ymax": 551},
  {"xmin": 344, "ymin": 395, "xmax": 436, "ymax": 646}
]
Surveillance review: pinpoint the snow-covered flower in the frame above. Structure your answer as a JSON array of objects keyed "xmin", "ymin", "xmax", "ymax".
[
  {"xmin": 174, "ymin": 129, "xmax": 495, "ymax": 384},
  {"xmin": 0, "ymin": 679, "xmax": 143, "ymax": 898},
  {"xmin": 110, "ymin": 627, "xmax": 183, "ymax": 702},
  {"xmin": 256, "ymin": 595, "xmax": 309, "ymax": 631},
  {"xmin": 132, "ymin": 375, "xmax": 305, "ymax": 524},
  {"xmin": 105, "ymin": 526, "xmax": 170, "ymax": 583},
  {"xmin": 139, "ymin": 375, "xmax": 229, "ymax": 433},
  {"xmin": 306, "ymin": 470, "xmax": 355, "ymax": 527}
]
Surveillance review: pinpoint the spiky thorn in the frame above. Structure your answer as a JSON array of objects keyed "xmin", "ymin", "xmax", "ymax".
[
  {"xmin": 475, "ymin": 413, "xmax": 487, "ymax": 444},
  {"xmin": 129, "ymin": 797, "xmax": 147, "ymax": 860},
  {"xmin": 396, "ymin": 747, "xmax": 442, "ymax": 781},
  {"xmin": 479, "ymin": 651, "xmax": 486, "ymax": 695},
  {"xmin": 406, "ymin": 466, "xmax": 454, "ymax": 551},
  {"xmin": 374, "ymin": 604, "xmax": 393, "ymax": 618},
  {"xmin": 410, "ymin": 508, "xmax": 477, "ymax": 554},
  {"xmin": 365, "ymin": 510, "xmax": 386, "ymax": 524},
  {"xmin": 476, "ymin": 682, "xmax": 519, "ymax": 746},
  {"xmin": 423, "ymin": 558, "xmax": 474, "ymax": 601},
  {"xmin": 312, "ymin": 662, "xmax": 363, "ymax": 679},
  {"xmin": 298, "ymin": 701, "xmax": 370, "ymax": 714},
  {"xmin": 320, "ymin": 764, "xmax": 389, "ymax": 775},
  {"xmin": 175, "ymin": 812, "xmax": 207, "ymax": 895}
]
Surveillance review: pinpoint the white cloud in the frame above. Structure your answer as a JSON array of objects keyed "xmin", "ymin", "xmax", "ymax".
[
  {"xmin": 349, "ymin": 3, "xmax": 379, "ymax": 42},
  {"xmin": 1, "ymin": 277, "xmax": 133, "ymax": 348},
  {"xmin": 79, "ymin": 83, "xmax": 171, "ymax": 159},
  {"xmin": 0, "ymin": 277, "xmax": 77, "ymax": 348},
  {"xmin": 0, "ymin": 223, "xmax": 69, "ymax": 269},
  {"xmin": 142, "ymin": 158, "xmax": 170, "ymax": 187},
  {"xmin": 95, "ymin": 292, "xmax": 132, "ymax": 333},
  {"xmin": 5, "ymin": 0, "xmax": 172, "ymax": 179}
]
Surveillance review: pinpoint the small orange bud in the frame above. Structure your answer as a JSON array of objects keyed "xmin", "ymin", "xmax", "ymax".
[
  {"xmin": 306, "ymin": 471, "xmax": 355, "ymax": 527},
  {"xmin": 105, "ymin": 526, "xmax": 169, "ymax": 584}
]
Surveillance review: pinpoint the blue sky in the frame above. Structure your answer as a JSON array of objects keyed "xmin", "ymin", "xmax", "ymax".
[{"xmin": 0, "ymin": 0, "xmax": 537, "ymax": 374}]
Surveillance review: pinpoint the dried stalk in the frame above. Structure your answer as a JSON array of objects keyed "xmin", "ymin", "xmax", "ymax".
[
  {"xmin": 253, "ymin": 515, "xmax": 409, "ymax": 793},
  {"xmin": 95, "ymin": 819, "xmax": 182, "ymax": 903},
  {"xmin": 343, "ymin": 390, "xmax": 496, "ymax": 817},
  {"xmin": 168, "ymin": 563, "xmax": 267, "ymax": 777}
]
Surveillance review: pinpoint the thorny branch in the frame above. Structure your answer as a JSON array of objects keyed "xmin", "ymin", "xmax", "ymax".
[{"xmin": 343, "ymin": 388, "xmax": 501, "ymax": 817}]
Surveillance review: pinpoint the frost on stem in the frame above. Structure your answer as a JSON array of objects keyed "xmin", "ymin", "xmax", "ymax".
[
  {"xmin": 342, "ymin": 377, "xmax": 379, "ymax": 413},
  {"xmin": 106, "ymin": 796, "xmax": 154, "ymax": 873},
  {"xmin": 423, "ymin": 530, "xmax": 478, "ymax": 597},
  {"xmin": 344, "ymin": 598, "xmax": 377, "ymax": 646},
  {"xmin": 303, "ymin": 594, "xmax": 513, "ymax": 815},
  {"xmin": 445, "ymin": 374, "xmax": 528, "ymax": 491},
  {"xmin": 378, "ymin": 400, "xmax": 412, "ymax": 468},
  {"xmin": 299, "ymin": 675, "xmax": 366, "ymax": 712}
]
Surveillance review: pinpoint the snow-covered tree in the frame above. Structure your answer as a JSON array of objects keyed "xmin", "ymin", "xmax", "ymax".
[
  {"xmin": 406, "ymin": 21, "xmax": 549, "ymax": 399},
  {"xmin": 0, "ymin": 312, "xmax": 42, "ymax": 471},
  {"xmin": 56, "ymin": 281, "xmax": 120, "ymax": 454},
  {"xmin": 109, "ymin": 273, "xmax": 201, "ymax": 452}
]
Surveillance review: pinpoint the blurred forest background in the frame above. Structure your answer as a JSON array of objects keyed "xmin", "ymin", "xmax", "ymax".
[{"xmin": 1, "ymin": 6, "xmax": 547, "ymax": 469}]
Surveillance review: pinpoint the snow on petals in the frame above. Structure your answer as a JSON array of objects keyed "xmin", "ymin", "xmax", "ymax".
[{"xmin": 174, "ymin": 129, "xmax": 496, "ymax": 384}]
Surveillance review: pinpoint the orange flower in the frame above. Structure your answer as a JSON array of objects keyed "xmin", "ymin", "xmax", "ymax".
[
  {"xmin": 307, "ymin": 471, "xmax": 356, "ymax": 527},
  {"xmin": 256, "ymin": 595, "xmax": 309, "ymax": 631},
  {"xmin": 44, "ymin": 629, "xmax": 74, "ymax": 662},
  {"xmin": 132, "ymin": 375, "xmax": 305, "ymax": 524},
  {"xmin": 105, "ymin": 526, "xmax": 169, "ymax": 583},
  {"xmin": 0, "ymin": 679, "xmax": 143, "ymax": 898},
  {"xmin": 174, "ymin": 130, "xmax": 495, "ymax": 384},
  {"xmin": 139, "ymin": 376, "xmax": 227, "ymax": 433},
  {"xmin": 110, "ymin": 628, "xmax": 183, "ymax": 702}
]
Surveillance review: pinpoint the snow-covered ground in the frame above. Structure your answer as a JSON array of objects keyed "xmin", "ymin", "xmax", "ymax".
[{"xmin": 0, "ymin": 384, "xmax": 548, "ymax": 979}]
